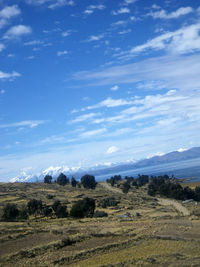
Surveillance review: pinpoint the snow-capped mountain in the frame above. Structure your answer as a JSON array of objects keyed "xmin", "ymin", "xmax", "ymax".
[{"xmin": 10, "ymin": 147, "xmax": 200, "ymax": 182}]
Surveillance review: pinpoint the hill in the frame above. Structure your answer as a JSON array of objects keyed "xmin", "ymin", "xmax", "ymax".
[{"xmin": 1, "ymin": 180, "xmax": 200, "ymax": 266}]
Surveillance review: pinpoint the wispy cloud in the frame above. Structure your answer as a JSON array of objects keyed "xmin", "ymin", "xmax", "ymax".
[
  {"xmin": 48, "ymin": 0, "xmax": 74, "ymax": 9},
  {"xmin": 0, "ymin": 43, "xmax": 5, "ymax": 52},
  {"xmin": 0, "ymin": 70, "xmax": 21, "ymax": 80},
  {"xmin": 24, "ymin": 40, "xmax": 44, "ymax": 46},
  {"xmin": 0, "ymin": 120, "xmax": 47, "ymax": 129},
  {"xmin": 69, "ymin": 112, "xmax": 101, "ymax": 124},
  {"xmin": 3, "ymin": 25, "xmax": 32, "ymax": 39},
  {"xmin": 57, "ymin": 50, "xmax": 68, "ymax": 56},
  {"xmin": 148, "ymin": 6, "xmax": 193, "ymax": 19},
  {"xmin": 82, "ymin": 97, "xmax": 133, "ymax": 111},
  {"xmin": 79, "ymin": 128, "xmax": 107, "ymax": 139}
]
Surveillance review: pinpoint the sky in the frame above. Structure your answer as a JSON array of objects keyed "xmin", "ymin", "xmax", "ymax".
[{"xmin": 0, "ymin": 0, "xmax": 200, "ymax": 181}]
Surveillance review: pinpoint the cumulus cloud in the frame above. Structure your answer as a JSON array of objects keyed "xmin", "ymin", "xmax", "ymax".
[
  {"xmin": 0, "ymin": 5, "xmax": 21, "ymax": 19},
  {"xmin": 0, "ymin": 5, "xmax": 21, "ymax": 29},
  {"xmin": 110, "ymin": 85, "xmax": 119, "ymax": 91},
  {"xmin": 106, "ymin": 146, "xmax": 119, "ymax": 154},
  {"xmin": 112, "ymin": 7, "xmax": 130, "ymax": 15},
  {"xmin": 148, "ymin": 6, "xmax": 193, "ymax": 19},
  {"xmin": 4, "ymin": 25, "xmax": 32, "ymax": 39}
]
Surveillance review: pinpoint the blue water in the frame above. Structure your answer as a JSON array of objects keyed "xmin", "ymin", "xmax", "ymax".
[{"xmin": 95, "ymin": 157, "xmax": 200, "ymax": 182}]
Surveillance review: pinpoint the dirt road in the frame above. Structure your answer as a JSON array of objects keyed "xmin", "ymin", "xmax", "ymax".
[
  {"xmin": 100, "ymin": 182, "xmax": 123, "ymax": 194},
  {"xmin": 158, "ymin": 198, "xmax": 190, "ymax": 216}
]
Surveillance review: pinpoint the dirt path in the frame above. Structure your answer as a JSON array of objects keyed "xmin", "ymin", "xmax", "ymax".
[
  {"xmin": 158, "ymin": 198, "xmax": 190, "ymax": 216},
  {"xmin": 100, "ymin": 182, "xmax": 123, "ymax": 194}
]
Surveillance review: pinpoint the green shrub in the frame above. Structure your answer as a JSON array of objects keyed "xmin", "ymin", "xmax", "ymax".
[
  {"xmin": 2, "ymin": 203, "xmax": 19, "ymax": 221},
  {"xmin": 93, "ymin": 210, "xmax": 108, "ymax": 218},
  {"xmin": 70, "ymin": 197, "xmax": 95, "ymax": 218}
]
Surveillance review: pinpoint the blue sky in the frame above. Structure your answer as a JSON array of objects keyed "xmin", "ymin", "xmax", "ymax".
[{"xmin": 0, "ymin": 0, "xmax": 200, "ymax": 181}]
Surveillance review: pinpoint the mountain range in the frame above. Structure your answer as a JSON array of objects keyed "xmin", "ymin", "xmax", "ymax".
[{"xmin": 11, "ymin": 147, "xmax": 200, "ymax": 182}]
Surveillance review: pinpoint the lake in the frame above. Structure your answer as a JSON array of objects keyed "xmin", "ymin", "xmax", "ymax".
[{"xmin": 95, "ymin": 157, "xmax": 200, "ymax": 182}]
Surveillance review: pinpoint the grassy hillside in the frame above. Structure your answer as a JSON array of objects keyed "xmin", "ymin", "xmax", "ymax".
[{"xmin": 0, "ymin": 181, "xmax": 200, "ymax": 266}]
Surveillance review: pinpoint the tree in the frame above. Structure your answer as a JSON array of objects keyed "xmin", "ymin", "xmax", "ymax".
[
  {"xmin": 55, "ymin": 205, "xmax": 68, "ymax": 218},
  {"xmin": 42, "ymin": 206, "xmax": 53, "ymax": 217},
  {"xmin": 81, "ymin": 174, "xmax": 97, "ymax": 189},
  {"xmin": 27, "ymin": 199, "xmax": 42, "ymax": 215},
  {"xmin": 2, "ymin": 204, "xmax": 19, "ymax": 221},
  {"xmin": 52, "ymin": 200, "xmax": 61, "ymax": 213},
  {"xmin": 122, "ymin": 181, "xmax": 131, "ymax": 194},
  {"xmin": 44, "ymin": 175, "xmax": 52, "ymax": 184},
  {"xmin": 56, "ymin": 173, "xmax": 69, "ymax": 186},
  {"xmin": 70, "ymin": 197, "xmax": 95, "ymax": 218},
  {"xmin": 71, "ymin": 177, "xmax": 77, "ymax": 187},
  {"xmin": 18, "ymin": 206, "xmax": 29, "ymax": 220}
]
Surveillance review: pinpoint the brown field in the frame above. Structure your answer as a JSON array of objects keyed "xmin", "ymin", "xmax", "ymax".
[{"xmin": 1, "ymin": 181, "xmax": 200, "ymax": 266}]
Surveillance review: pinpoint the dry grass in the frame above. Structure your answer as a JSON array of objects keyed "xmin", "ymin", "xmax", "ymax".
[{"xmin": 0, "ymin": 181, "xmax": 200, "ymax": 266}]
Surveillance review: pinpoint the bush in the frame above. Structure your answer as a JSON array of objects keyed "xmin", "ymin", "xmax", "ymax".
[
  {"xmin": 27, "ymin": 199, "xmax": 42, "ymax": 215},
  {"xmin": 46, "ymin": 194, "xmax": 54, "ymax": 199},
  {"xmin": 44, "ymin": 175, "xmax": 52, "ymax": 184},
  {"xmin": 2, "ymin": 204, "xmax": 19, "ymax": 221},
  {"xmin": 70, "ymin": 197, "xmax": 95, "ymax": 218},
  {"xmin": 93, "ymin": 210, "xmax": 108, "ymax": 218},
  {"xmin": 42, "ymin": 206, "xmax": 53, "ymax": 217},
  {"xmin": 99, "ymin": 197, "xmax": 118, "ymax": 208},
  {"xmin": 71, "ymin": 177, "xmax": 77, "ymax": 187},
  {"xmin": 56, "ymin": 173, "xmax": 69, "ymax": 186},
  {"xmin": 18, "ymin": 207, "xmax": 29, "ymax": 220},
  {"xmin": 55, "ymin": 205, "xmax": 68, "ymax": 218},
  {"xmin": 81, "ymin": 174, "xmax": 97, "ymax": 189},
  {"xmin": 52, "ymin": 200, "xmax": 61, "ymax": 212},
  {"xmin": 122, "ymin": 181, "xmax": 131, "ymax": 193}
]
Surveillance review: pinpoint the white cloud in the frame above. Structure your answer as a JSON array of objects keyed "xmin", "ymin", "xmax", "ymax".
[
  {"xmin": 69, "ymin": 112, "xmax": 101, "ymax": 124},
  {"xmin": 4, "ymin": 25, "xmax": 32, "ymax": 39},
  {"xmin": 24, "ymin": 40, "xmax": 43, "ymax": 46},
  {"xmin": 73, "ymin": 53, "xmax": 200, "ymax": 92},
  {"xmin": 119, "ymin": 29, "xmax": 131, "ymax": 35},
  {"xmin": 148, "ymin": 7, "xmax": 193, "ymax": 19},
  {"xmin": 0, "ymin": 70, "xmax": 21, "ymax": 80},
  {"xmin": 110, "ymin": 85, "xmax": 119, "ymax": 91},
  {"xmin": 83, "ymin": 97, "xmax": 133, "ymax": 110},
  {"xmin": 61, "ymin": 30, "xmax": 71, "ymax": 37},
  {"xmin": 0, "ymin": 89, "xmax": 5, "ymax": 94},
  {"xmin": 0, "ymin": 43, "xmax": 5, "ymax": 52},
  {"xmin": 106, "ymin": 146, "xmax": 119, "ymax": 154},
  {"xmin": 79, "ymin": 128, "xmax": 107, "ymax": 138},
  {"xmin": 48, "ymin": 0, "xmax": 74, "ymax": 9},
  {"xmin": 87, "ymin": 34, "xmax": 104, "ymax": 42},
  {"xmin": 0, "ymin": 120, "xmax": 47, "ymax": 129},
  {"xmin": 113, "ymin": 23, "xmax": 200, "ymax": 60},
  {"xmin": 57, "ymin": 50, "xmax": 68, "ymax": 56},
  {"xmin": 0, "ymin": 5, "xmax": 21, "ymax": 19},
  {"xmin": 123, "ymin": 0, "xmax": 137, "ymax": 5},
  {"xmin": 84, "ymin": 4, "xmax": 105, "ymax": 15},
  {"xmin": 112, "ymin": 7, "xmax": 130, "ymax": 15},
  {"xmin": 0, "ymin": 5, "xmax": 21, "ymax": 29}
]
